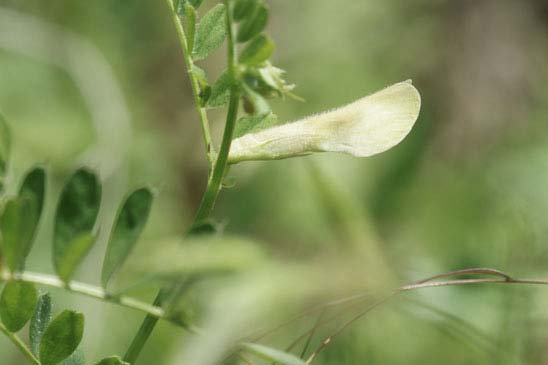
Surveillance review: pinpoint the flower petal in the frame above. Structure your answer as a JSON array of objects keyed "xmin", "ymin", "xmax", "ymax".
[{"xmin": 228, "ymin": 80, "xmax": 421, "ymax": 163}]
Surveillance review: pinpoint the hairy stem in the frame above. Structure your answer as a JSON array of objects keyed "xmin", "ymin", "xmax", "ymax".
[
  {"xmin": 0, "ymin": 323, "xmax": 40, "ymax": 365},
  {"xmin": 192, "ymin": 0, "xmax": 239, "ymax": 223},
  {"xmin": 123, "ymin": 1, "xmax": 240, "ymax": 362},
  {"xmin": 165, "ymin": 0, "xmax": 215, "ymax": 165},
  {"xmin": 192, "ymin": 89, "xmax": 240, "ymax": 223}
]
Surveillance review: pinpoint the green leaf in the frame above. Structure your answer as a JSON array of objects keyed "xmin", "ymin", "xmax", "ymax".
[
  {"xmin": 1, "ymin": 197, "xmax": 37, "ymax": 271},
  {"xmin": 0, "ymin": 112, "xmax": 10, "ymax": 192},
  {"xmin": 39, "ymin": 310, "xmax": 84, "ymax": 365},
  {"xmin": 101, "ymin": 188, "xmax": 154, "ymax": 288},
  {"xmin": 30, "ymin": 293, "xmax": 85, "ymax": 365},
  {"xmin": 61, "ymin": 348, "xmax": 85, "ymax": 365},
  {"xmin": 0, "ymin": 166, "xmax": 46, "ymax": 271},
  {"xmin": 192, "ymin": 4, "xmax": 227, "ymax": 61},
  {"xmin": 94, "ymin": 356, "xmax": 129, "ymax": 365},
  {"xmin": 56, "ymin": 232, "xmax": 96, "ymax": 283},
  {"xmin": 53, "ymin": 168, "xmax": 101, "ymax": 282},
  {"xmin": 30, "ymin": 293, "xmax": 52, "ymax": 356},
  {"xmin": 239, "ymin": 34, "xmax": 275, "ymax": 66},
  {"xmin": 233, "ymin": 0, "xmax": 259, "ymax": 21},
  {"xmin": 18, "ymin": 166, "xmax": 46, "ymax": 257},
  {"xmin": 19, "ymin": 167, "xmax": 46, "ymax": 217},
  {"xmin": 184, "ymin": 3, "xmax": 197, "ymax": 52},
  {"xmin": 241, "ymin": 343, "xmax": 306, "ymax": 365},
  {"xmin": 234, "ymin": 112, "xmax": 278, "ymax": 139},
  {"xmin": 207, "ymin": 70, "xmax": 235, "ymax": 108},
  {"xmin": 0, "ymin": 281, "xmax": 38, "ymax": 332},
  {"xmin": 237, "ymin": 3, "xmax": 268, "ymax": 43}
]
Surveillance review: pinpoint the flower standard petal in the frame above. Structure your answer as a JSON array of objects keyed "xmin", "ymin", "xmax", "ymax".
[{"xmin": 228, "ymin": 80, "xmax": 421, "ymax": 163}]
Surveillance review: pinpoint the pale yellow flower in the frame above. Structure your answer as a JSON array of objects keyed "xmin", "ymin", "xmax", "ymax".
[{"xmin": 228, "ymin": 80, "xmax": 421, "ymax": 163}]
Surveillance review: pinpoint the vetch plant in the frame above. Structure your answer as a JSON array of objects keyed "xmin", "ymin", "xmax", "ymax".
[{"xmin": 1, "ymin": 1, "xmax": 547, "ymax": 365}]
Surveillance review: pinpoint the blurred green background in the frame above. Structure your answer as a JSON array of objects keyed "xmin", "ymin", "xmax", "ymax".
[{"xmin": 2, "ymin": 0, "xmax": 548, "ymax": 364}]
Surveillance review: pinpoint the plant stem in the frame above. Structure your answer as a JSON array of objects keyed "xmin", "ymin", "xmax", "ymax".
[
  {"xmin": 123, "ymin": 2, "xmax": 240, "ymax": 363},
  {"xmin": 0, "ymin": 271, "xmax": 166, "ymax": 320},
  {"xmin": 192, "ymin": 90, "xmax": 240, "ymax": 222},
  {"xmin": 0, "ymin": 323, "xmax": 40, "ymax": 365},
  {"xmin": 399, "ymin": 277, "xmax": 548, "ymax": 290},
  {"xmin": 123, "ymin": 293, "xmax": 166, "ymax": 364},
  {"xmin": 192, "ymin": 0, "xmax": 239, "ymax": 223},
  {"xmin": 164, "ymin": 0, "xmax": 215, "ymax": 165}
]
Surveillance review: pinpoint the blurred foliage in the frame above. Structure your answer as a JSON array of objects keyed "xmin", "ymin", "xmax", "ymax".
[{"xmin": 2, "ymin": 0, "xmax": 548, "ymax": 364}]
